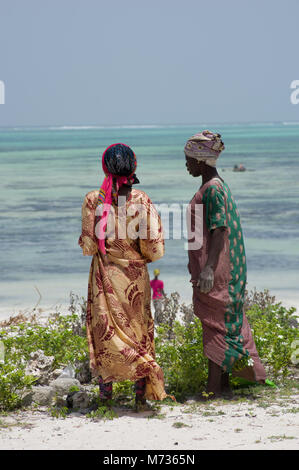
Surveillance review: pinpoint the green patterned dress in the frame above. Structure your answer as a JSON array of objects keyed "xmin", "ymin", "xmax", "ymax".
[{"xmin": 188, "ymin": 177, "xmax": 266, "ymax": 381}]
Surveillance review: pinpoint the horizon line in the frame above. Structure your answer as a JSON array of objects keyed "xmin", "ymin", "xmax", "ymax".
[{"xmin": 1, "ymin": 120, "xmax": 299, "ymax": 130}]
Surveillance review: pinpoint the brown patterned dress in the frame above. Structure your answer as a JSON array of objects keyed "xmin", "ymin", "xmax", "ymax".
[
  {"xmin": 187, "ymin": 178, "xmax": 266, "ymax": 382},
  {"xmin": 78, "ymin": 188, "xmax": 167, "ymax": 400}
]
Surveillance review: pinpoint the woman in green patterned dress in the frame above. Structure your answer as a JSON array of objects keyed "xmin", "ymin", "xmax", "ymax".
[{"xmin": 185, "ymin": 130, "xmax": 266, "ymax": 399}]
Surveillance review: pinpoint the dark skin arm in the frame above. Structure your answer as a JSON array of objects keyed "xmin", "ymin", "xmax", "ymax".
[{"xmin": 197, "ymin": 227, "xmax": 226, "ymax": 293}]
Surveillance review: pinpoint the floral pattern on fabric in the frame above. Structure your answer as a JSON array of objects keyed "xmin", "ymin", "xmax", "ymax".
[
  {"xmin": 222, "ymin": 183, "xmax": 248, "ymax": 372},
  {"xmin": 203, "ymin": 182, "xmax": 248, "ymax": 372},
  {"xmin": 188, "ymin": 178, "xmax": 266, "ymax": 382},
  {"xmin": 202, "ymin": 184, "xmax": 228, "ymax": 232},
  {"xmin": 79, "ymin": 189, "xmax": 167, "ymax": 401}
]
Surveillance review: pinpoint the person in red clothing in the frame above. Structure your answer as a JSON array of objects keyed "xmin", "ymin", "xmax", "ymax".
[{"xmin": 150, "ymin": 269, "xmax": 165, "ymax": 325}]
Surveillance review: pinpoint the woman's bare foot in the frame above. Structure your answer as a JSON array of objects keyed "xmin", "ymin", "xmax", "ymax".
[
  {"xmin": 134, "ymin": 397, "xmax": 154, "ymax": 412},
  {"xmin": 221, "ymin": 371, "xmax": 234, "ymax": 399}
]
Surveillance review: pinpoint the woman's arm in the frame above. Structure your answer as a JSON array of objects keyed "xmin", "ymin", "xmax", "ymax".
[
  {"xmin": 78, "ymin": 191, "xmax": 98, "ymax": 256},
  {"xmin": 197, "ymin": 227, "xmax": 226, "ymax": 293}
]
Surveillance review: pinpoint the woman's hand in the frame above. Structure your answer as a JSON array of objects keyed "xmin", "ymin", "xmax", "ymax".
[
  {"xmin": 196, "ymin": 227, "xmax": 226, "ymax": 293},
  {"xmin": 197, "ymin": 265, "xmax": 214, "ymax": 293}
]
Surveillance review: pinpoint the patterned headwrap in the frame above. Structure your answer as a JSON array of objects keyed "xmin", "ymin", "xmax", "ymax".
[
  {"xmin": 96, "ymin": 143, "xmax": 139, "ymax": 255},
  {"xmin": 184, "ymin": 130, "xmax": 225, "ymax": 167}
]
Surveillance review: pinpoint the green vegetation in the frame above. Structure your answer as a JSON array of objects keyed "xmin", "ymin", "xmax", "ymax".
[
  {"xmin": 0, "ymin": 293, "xmax": 88, "ymax": 411},
  {"xmin": 172, "ymin": 421, "xmax": 191, "ymax": 428},
  {"xmin": 155, "ymin": 290, "xmax": 298, "ymax": 400},
  {"xmin": 155, "ymin": 317, "xmax": 208, "ymax": 401},
  {"xmin": 49, "ymin": 406, "xmax": 69, "ymax": 419},
  {"xmin": 0, "ymin": 289, "xmax": 298, "ymax": 412},
  {"xmin": 267, "ymin": 434, "xmax": 296, "ymax": 441},
  {"xmin": 86, "ymin": 405, "xmax": 118, "ymax": 420},
  {"xmin": 0, "ymin": 363, "xmax": 37, "ymax": 411}
]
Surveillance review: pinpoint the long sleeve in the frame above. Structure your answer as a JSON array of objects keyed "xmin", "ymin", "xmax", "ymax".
[
  {"xmin": 139, "ymin": 197, "xmax": 164, "ymax": 263},
  {"xmin": 78, "ymin": 191, "xmax": 98, "ymax": 256}
]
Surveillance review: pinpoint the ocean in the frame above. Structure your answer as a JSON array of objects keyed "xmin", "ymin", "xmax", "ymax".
[{"xmin": 0, "ymin": 123, "xmax": 299, "ymax": 315}]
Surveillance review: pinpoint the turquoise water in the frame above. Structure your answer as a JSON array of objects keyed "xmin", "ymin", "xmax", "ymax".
[{"xmin": 0, "ymin": 123, "xmax": 299, "ymax": 311}]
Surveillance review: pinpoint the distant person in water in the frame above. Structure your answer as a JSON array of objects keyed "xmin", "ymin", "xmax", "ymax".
[
  {"xmin": 233, "ymin": 164, "xmax": 246, "ymax": 172},
  {"xmin": 185, "ymin": 130, "xmax": 266, "ymax": 400},
  {"xmin": 150, "ymin": 269, "xmax": 165, "ymax": 325}
]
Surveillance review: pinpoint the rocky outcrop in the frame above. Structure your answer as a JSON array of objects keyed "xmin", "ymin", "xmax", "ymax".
[
  {"xmin": 22, "ymin": 376, "xmax": 82, "ymax": 407},
  {"xmin": 24, "ymin": 350, "xmax": 56, "ymax": 385},
  {"xmin": 22, "ymin": 351, "xmax": 94, "ymax": 410},
  {"xmin": 74, "ymin": 359, "xmax": 92, "ymax": 384},
  {"xmin": 22, "ymin": 385, "xmax": 55, "ymax": 406},
  {"xmin": 50, "ymin": 378, "xmax": 81, "ymax": 396},
  {"xmin": 66, "ymin": 390, "xmax": 94, "ymax": 413}
]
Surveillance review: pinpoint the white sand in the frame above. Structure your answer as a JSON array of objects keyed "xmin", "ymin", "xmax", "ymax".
[
  {"xmin": 0, "ymin": 397, "xmax": 298, "ymax": 450},
  {"xmin": 1, "ymin": 296, "xmax": 296, "ymax": 322},
  {"xmin": 0, "ymin": 304, "xmax": 70, "ymax": 322}
]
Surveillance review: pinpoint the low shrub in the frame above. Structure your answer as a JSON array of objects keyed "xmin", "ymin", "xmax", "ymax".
[
  {"xmin": 0, "ymin": 289, "xmax": 298, "ymax": 410},
  {"xmin": 246, "ymin": 302, "xmax": 298, "ymax": 379},
  {"xmin": 0, "ymin": 362, "xmax": 36, "ymax": 411},
  {"xmin": 0, "ymin": 294, "xmax": 89, "ymax": 411},
  {"xmin": 155, "ymin": 315, "xmax": 208, "ymax": 400},
  {"xmin": 155, "ymin": 291, "xmax": 298, "ymax": 399}
]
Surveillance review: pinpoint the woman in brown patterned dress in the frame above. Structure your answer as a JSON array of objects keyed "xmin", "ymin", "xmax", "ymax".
[
  {"xmin": 78, "ymin": 143, "xmax": 167, "ymax": 408},
  {"xmin": 185, "ymin": 131, "xmax": 266, "ymax": 400}
]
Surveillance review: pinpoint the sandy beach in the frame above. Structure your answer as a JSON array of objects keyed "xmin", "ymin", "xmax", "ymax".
[
  {"xmin": 0, "ymin": 287, "xmax": 298, "ymax": 322},
  {"xmin": 0, "ymin": 391, "xmax": 298, "ymax": 450}
]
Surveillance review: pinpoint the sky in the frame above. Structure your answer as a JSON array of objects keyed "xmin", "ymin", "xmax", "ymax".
[{"xmin": 0, "ymin": 0, "xmax": 299, "ymax": 126}]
